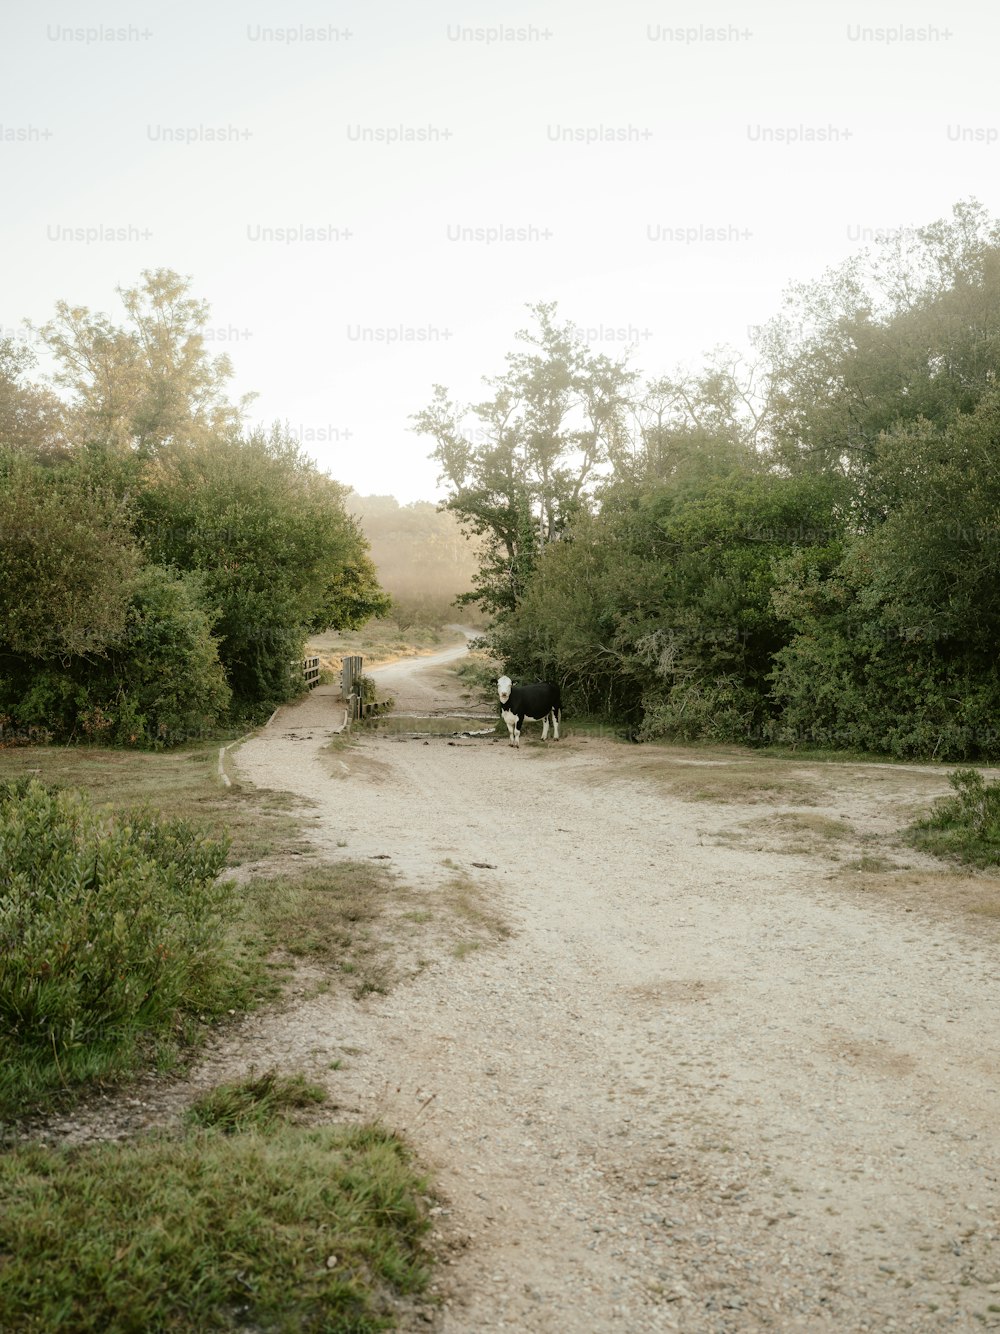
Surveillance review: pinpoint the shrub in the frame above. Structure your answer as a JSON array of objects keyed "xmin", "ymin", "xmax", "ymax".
[
  {"xmin": 0, "ymin": 780, "xmax": 232, "ymax": 1112},
  {"xmin": 0, "ymin": 566, "xmax": 231, "ymax": 749},
  {"xmin": 637, "ymin": 675, "xmax": 759, "ymax": 744},
  {"xmin": 908, "ymin": 768, "xmax": 1000, "ymax": 867}
]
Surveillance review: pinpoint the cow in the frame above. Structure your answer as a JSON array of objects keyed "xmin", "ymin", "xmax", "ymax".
[{"xmin": 497, "ymin": 676, "xmax": 561, "ymax": 747}]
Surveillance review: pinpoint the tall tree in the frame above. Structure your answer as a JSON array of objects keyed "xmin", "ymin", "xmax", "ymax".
[
  {"xmin": 138, "ymin": 427, "xmax": 389, "ymax": 709},
  {"xmin": 0, "ymin": 339, "xmax": 65, "ymax": 456},
  {"xmin": 758, "ymin": 198, "xmax": 1000, "ymax": 491},
  {"xmin": 411, "ymin": 303, "xmax": 636, "ymax": 618},
  {"xmin": 36, "ymin": 268, "xmax": 253, "ymax": 453}
]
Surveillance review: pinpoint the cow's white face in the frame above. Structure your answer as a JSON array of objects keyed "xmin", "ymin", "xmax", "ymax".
[{"xmin": 497, "ymin": 675, "xmax": 512, "ymax": 704}]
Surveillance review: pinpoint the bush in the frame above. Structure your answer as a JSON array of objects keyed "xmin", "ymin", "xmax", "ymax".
[
  {"xmin": 908, "ymin": 768, "xmax": 1000, "ymax": 867},
  {"xmin": 0, "ymin": 566, "xmax": 232, "ymax": 749},
  {"xmin": 637, "ymin": 675, "xmax": 759, "ymax": 744},
  {"xmin": 0, "ymin": 779, "xmax": 233, "ymax": 1112}
]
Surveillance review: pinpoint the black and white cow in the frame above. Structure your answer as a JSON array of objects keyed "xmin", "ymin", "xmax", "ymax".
[{"xmin": 497, "ymin": 676, "xmax": 561, "ymax": 747}]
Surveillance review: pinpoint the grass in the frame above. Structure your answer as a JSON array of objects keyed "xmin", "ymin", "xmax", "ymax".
[
  {"xmin": 438, "ymin": 874, "xmax": 512, "ymax": 957},
  {"xmin": 183, "ymin": 1069, "xmax": 329, "ymax": 1133},
  {"xmin": 240, "ymin": 864, "xmax": 513, "ymax": 999},
  {"xmin": 767, "ymin": 811, "xmax": 854, "ymax": 841},
  {"xmin": 574, "ymin": 745, "xmax": 824, "ymax": 805},
  {"xmin": 0, "ymin": 741, "xmax": 306, "ymax": 867},
  {"xmin": 842, "ymin": 853, "xmax": 898, "ymax": 874},
  {"xmin": 0, "ymin": 703, "xmax": 525, "ymax": 1329},
  {"xmin": 307, "ymin": 618, "xmax": 467, "ymax": 677},
  {"xmin": 241, "ymin": 863, "xmax": 410, "ymax": 999},
  {"xmin": 0, "ymin": 1108, "xmax": 431, "ymax": 1333}
]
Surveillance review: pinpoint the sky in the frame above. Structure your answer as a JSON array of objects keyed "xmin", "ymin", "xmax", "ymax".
[{"xmin": 3, "ymin": 0, "xmax": 999, "ymax": 502}]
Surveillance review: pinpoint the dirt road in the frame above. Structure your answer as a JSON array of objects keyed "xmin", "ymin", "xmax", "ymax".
[{"xmin": 232, "ymin": 649, "xmax": 1000, "ymax": 1332}]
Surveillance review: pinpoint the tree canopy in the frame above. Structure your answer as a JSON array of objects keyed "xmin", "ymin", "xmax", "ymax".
[
  {"xmin": 0, "ymin": 271, "xmax": 388, "ymax": 744},
  {"xmin": 438, "ymin": 200, "xmax": 1000, "ymax": 760}
]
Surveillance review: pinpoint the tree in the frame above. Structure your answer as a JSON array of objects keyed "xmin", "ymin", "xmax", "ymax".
[
  {"xmin": 0, "ymin": 447, "xmax": 140, "ymax": 661},
  {"xmin": 411, "ymin": 303, "xmax": 636, "ymax": 618},
  {"xmin": 137, "ymin": 427, "xmax": 389, "ymax": 710},
  {"xmin": 495, "ymin": 471, "xmax": 842, "ymax": 738},
  {"xmin": 615, "ymin": 350, "xmax": 766, "ymax": 486},
  {"xmin": 0, "ymin": 338, "xmax": 65, "ymax": 455},
  {"xmin": 758, "ymin": 198, "xmax": 1000, "ymax": 492},
  {"xmin": 36, "ymin": 268, "xmax": 253, "ymax": 453}
]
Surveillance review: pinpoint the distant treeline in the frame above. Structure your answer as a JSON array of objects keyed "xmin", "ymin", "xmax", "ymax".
[
  {"xmin": 346, "ymin": 493, "xmax": 483, "ymax": 629},
  {"xmin": 0, "ymin": 270, "xmax": 388, "ymax": 747},
  {"xmin": 413, "ymin": 199, "xmax": 1000, "ymax": 760}
]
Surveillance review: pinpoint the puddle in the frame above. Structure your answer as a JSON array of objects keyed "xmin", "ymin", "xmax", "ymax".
[{"xmin": 360, "ymin": 714, "xmax": 499, "ymax": 739}]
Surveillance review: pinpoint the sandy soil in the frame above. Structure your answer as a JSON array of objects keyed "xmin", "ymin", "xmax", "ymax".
[{"xmin": 226, "ymin": 646, "xmax": 1000, "ymax": 1332}]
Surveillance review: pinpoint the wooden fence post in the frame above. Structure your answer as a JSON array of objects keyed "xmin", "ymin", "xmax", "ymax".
[{"xmin": 341, "ymin": 655, "xmax": 363, "ymax": 721}]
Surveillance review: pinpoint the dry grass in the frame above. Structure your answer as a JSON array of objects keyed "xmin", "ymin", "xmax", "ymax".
[
  {"xmin": 306, "ymin": 621, "xmax": 466, "ymax": 680},
  {"xmin": 0, "ymin": 742, "xmax": 306, "ymax": 866},
  {"xmin": 248, "ymin": 860, "xmax": 513, "ymax": 999},
  {"xmin": 436, "ymin": 873, "xmax": 513, "ymax": 958},
  {"xmin": 572, "ymin": 745, "xmax": 825, "ymax": 805},
  {"xmin": 838, "ymin": 867, "xmax": 1000, "ymax": 925}
]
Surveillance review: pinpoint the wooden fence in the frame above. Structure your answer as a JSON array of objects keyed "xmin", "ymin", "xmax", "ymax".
[{"xmin": 303, "ymin": 655, "xmax": 321, "ymax": 690}]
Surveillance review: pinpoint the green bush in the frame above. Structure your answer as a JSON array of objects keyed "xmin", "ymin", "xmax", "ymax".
[
  {"xmin": 637, "ymin": 675, "xmax": 759, "ymax": 744},
  {"xmin": 0, "ymin": 779, "xmax": 232, "ymax": 1112},
  {"xmin": 908, "ymin": 768, "xmax": 1000, "ymax": 867},
  {"xmin": 0, "ymin": 566, "xmax": 232, "ymax": 749}
]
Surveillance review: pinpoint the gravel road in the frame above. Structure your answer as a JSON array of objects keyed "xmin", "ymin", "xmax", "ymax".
[{"xmin": 226, "ymin": 645, "xmax": 1000, "ymax": 1332}]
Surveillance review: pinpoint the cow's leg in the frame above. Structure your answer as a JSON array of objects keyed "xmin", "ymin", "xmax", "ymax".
[
  {"xmin": 542, "ymin": 713, "xmax": 550, "ymax": 741},
  {"xmin": 513, "ymin": 715, "xmax": 522, "ymax": 747},
  {"xmin": 552, "ymin": 706, "xmax": 560, "ymax": 741}
]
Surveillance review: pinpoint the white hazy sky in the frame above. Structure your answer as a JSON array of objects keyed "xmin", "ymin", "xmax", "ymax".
[{"xmin": 3, "ymin": 1, "xmax": 999, "ymax": 502}]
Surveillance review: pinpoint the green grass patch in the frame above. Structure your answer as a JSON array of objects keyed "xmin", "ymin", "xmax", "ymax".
[
  {"xmin": 184, "ymin": 1069, "xmax": 328, "ymax": 1134},
  {"xmin": 908, "ymin": 767, "xmax": 1000, "ymax": 867},
  {"xmin": 0, "ymin": 1116, "xmax": 431, "ymax": 1333}
]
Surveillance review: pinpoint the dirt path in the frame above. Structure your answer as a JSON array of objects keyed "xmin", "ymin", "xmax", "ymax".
[{"xmin": 230, "ymin": 653, "xmax": 1000, "ymax": 1332}]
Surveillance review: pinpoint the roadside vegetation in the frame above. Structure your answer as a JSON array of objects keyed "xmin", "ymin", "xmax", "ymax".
[
  {"xmin": 0, "ymin": 1084, "xmax": 431, "ymax": 1333},
  {"xmin": 0, "ymin": 725, "xmax": 520, "ymax": 1329},
  {"xmin": 0, "ymin": 270, "xmax": 390, "ymax": 749},
  {"xmin": 908, "ymin": 768, "xmax": 1000, "ymax": 868},
  {"xmin": 0, "ymin": 741, "xmax": 447, "ymax": 1330},
  {"xmin": 415, "ymin": 199, "xmax": 1000, "ymax": 764}
]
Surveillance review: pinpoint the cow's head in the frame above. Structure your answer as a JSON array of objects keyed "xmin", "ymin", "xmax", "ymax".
[{"xmin": 497, "ymin": 675, "xmax": 512, "ymax": 704}]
